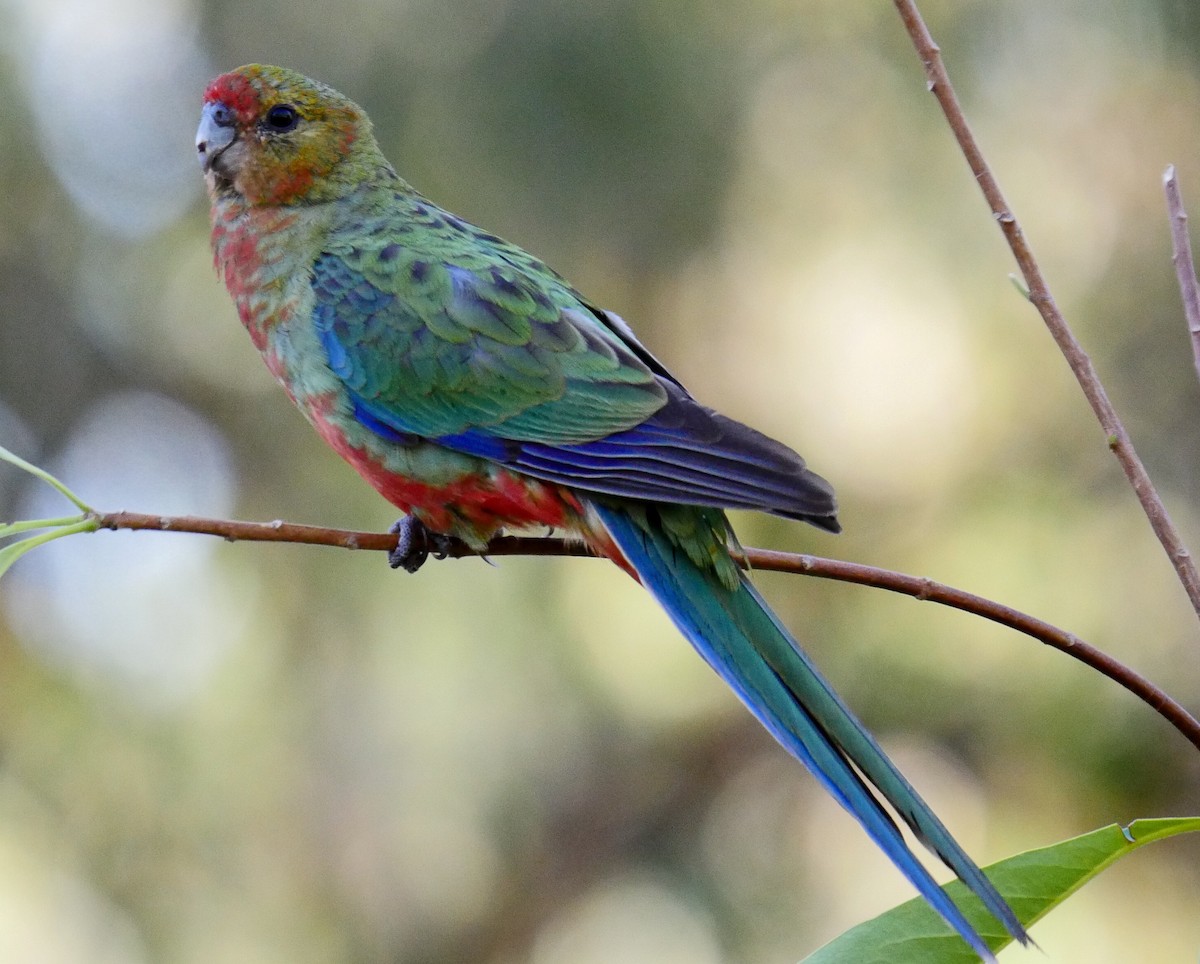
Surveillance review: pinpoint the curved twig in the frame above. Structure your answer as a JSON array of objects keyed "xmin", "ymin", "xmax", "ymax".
[
  {"xmin": 892, "ymin": 0, "xmax": 1200, "ymax": 624},
  {"xmin": 90, "ymin": 509, "xmax": 1200, "ymax": 752}
]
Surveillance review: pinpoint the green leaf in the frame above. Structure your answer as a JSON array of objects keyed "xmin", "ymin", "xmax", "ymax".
[
  {"xmin": 0, "ymin": 539, "xmax": 42, "ymax": 581},
  {"xmin": 0, "ymin": 443, "xmax": 99, "ymax": 580},
  {"xmin": 0, "ymin": 515, "xmax": 91, "ymax": 540},
  {"xmin": 0, "ymin": 519, "xmax": 99, "ymax": 580},
  {"xmin": 0, "ymin": 443, "xmax": 92, "ymax": 512},
  {"xmin": 801, "ymin": 817, "xmax": 1200, "ymax": 964}
]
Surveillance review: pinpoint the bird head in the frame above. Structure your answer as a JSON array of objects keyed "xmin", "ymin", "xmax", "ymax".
[{"xmin": 197, "ymin": 64, "xmax": 387, "ymax": 206}]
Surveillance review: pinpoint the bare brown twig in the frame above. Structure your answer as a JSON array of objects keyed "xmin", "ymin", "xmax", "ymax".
[
  {"xmin": 91, "ymin": 509, "xmax": 1200, "ymax": 752},
  {"xmin": 1163, "ymin": 165, "xmax": 1200, "ymax": 384},
  {"xmin": 892, "ymin": 0, "xmax": 1200, "ymax": 625}
]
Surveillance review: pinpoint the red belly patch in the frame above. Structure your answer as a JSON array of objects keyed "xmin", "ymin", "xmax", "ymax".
[{"xmin": 305, "ymin": 394, "xmax": 582, "ymax": 537}]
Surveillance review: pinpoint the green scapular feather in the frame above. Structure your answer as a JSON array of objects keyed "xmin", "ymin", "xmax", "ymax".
[{"xmin": 314, "ymin": 204, "xmax": 666, "ymax": 443}]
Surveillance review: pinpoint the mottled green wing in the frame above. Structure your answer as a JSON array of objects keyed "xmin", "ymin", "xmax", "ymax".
[
  {"xmin": 312, "ymin": 194, "xmax": 667, "ymax": 446},
  {"xmin": 313, "ymin": 191, "xmax": 839, "ymax": 527}
]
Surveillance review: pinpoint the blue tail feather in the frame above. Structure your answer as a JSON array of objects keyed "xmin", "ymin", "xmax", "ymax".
[{"xmin": 591, "ymin": 502, "xmax": 1028, "ymax": 962}]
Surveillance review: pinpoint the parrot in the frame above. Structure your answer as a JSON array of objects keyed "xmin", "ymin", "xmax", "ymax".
[{"xmin": 197, "ymin": 64, "xmax": 1028, "ymax": 960}]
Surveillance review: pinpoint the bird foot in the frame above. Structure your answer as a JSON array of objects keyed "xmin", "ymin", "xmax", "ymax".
[{"xmin": 388, "ymin": 516, "xmax": 455, "ymax": 573}]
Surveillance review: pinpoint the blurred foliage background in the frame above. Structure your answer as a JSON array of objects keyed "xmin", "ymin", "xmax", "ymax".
[{"xmin": 0, "ymin": 0, "xmax": 1199, "ymax": 960}]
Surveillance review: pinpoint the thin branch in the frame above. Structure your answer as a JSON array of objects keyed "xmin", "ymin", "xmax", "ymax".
[
  {"xmin": 892, "ymin": 0, "xmax": 1200, "ymax": 625},
  {"xmin": 1163, "ymin": 165, "xmax": 1200, "ymax": 384},
  {"xmin": 89, "ymin": 509, "xmax": 1200, "ymax": 753}
]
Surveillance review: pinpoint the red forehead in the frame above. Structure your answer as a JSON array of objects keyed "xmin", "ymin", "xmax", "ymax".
[{"xmin": 203, "ymin": 71, "xmax": 261, "ymax": 121}]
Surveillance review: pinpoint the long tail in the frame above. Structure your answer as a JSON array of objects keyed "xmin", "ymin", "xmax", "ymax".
[{"xmin": 590, "ymin": 502, "xmax": 1028, "ymax": 962}]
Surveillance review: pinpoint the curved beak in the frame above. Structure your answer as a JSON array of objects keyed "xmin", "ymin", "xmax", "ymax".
[{"xmin": 196, "ymin": 101, "xmax": 237, "ymax": 171}]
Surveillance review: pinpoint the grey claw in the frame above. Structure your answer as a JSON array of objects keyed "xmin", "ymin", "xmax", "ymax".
[{"xmin": 387, "ymin": 516, "xmax": 455, "ymax": 572}]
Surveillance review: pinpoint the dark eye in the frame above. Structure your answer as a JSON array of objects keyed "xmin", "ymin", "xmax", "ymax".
[{"xmin": 264, "ymin": 104, "xmax": 299, "ymax": 132}]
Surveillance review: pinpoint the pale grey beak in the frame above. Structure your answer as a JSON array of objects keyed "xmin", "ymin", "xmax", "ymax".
[{"xmin": 196, "ymin": 102, "xmax": 236, "ymax": 170}]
